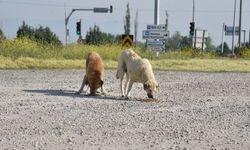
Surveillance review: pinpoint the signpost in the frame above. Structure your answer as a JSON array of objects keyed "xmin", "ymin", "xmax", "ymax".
[
  {"xmin": 147, "ymin": 24, "xmax": 166, "ymax": 30},
  {"xmin": 147, "ymin": 39, "xmax": 165, "ymax": 51},
  {"xmin": 225, "ymin": 26, "xmax": 240, "ymax": 36},
  {"xmin": 221, "ymin": 23, "xmax": 246, "ymax": 54},
  {"xmin": 122, "ymin": 34, "xmax": 133, "ymax": 48},
  {"xmin": 142, "ymin": 24, "xmax": 169, "ymax": 51},
  {"xmin": 142, "ymin": 30, "xmax": 169, "ymax": 39},
  {"xmin": 194, "ymin": 29, "xmax": 208, "ymax": 50}
]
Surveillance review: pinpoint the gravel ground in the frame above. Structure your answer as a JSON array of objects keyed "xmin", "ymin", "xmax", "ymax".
[{"xmin": 0, "ymin": 70, "xmax": 249, "ymax": 150}]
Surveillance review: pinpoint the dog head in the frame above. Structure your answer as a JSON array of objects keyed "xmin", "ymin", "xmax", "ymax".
[
  {"xmin": 143, "ymin": 80, "xmax": 159, "ymax": 98},
  {"xmin": 89, "ymin": 79, "xmax": 104, "ymax": 95}
]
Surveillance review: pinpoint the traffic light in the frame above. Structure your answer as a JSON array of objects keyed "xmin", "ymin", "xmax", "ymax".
[
  {"xmin": 110, "ymin": 5, "xmax": 113, "ymax": 13},
  {"xmin": 189, "ymin": 22, "xmax": 195, "ymax": 36},
  {"xmin": 76, "ymin": 21, "xmax": 81, "ymax": 35},
  {"xmin": 224, "ymin": 25, "xmax": 227, "ymax": 31}
]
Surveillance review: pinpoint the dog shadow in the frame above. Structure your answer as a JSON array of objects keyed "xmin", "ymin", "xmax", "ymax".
[{"xmin": 23, "ymin": 89, "xmax": 153, "ymax": 102}]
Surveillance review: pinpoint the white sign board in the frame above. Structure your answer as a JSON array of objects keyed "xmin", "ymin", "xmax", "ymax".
[
  {"xmin": 147, "ymin": 24, "xmax": 166, "ymax": 31},
  {"xmin": 225, "ymin": 26, "xmax": 239, "ymax": 36},
  {"xmin": 143, "ymin": 30, "xmax": 169, "ymax": 39},
  {"xmin": 194, "ymin": 29, "xmax": 208, "ymax": 50},
  {"xmin": 195, "ymin": 38, "xmax": 206, "ymax": 44},
  {"xmin": 195, "ymin": 30, "xmax": 208, "ymax": 38},
  {"xmin": 147, "ymin": 40, "xmax": 164, "ymax": 47},
  {"xmin": 195, "ymin": 43, "xmax": 206, "ymax": 49},
  {"xmin": 148, "ymin": 45, "xmax": 165, "ymax": 51}
]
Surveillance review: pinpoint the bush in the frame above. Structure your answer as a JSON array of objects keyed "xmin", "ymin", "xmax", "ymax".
[
  {"xmin": 0, "ymin": 38, "xmax": 61, "ymax": 59},
  {"xmin": 0, "ymin": 37, "xmax": 247, "ymax": 61},
  {"xmin": 239, "ymin": 47, "xmax": 250, "ymax": 59},
  {"xmin": 17, "ymin": 21, "xmax": 62, "ymax": 46},
  {"xmin": 0, "ymin": 28, "xmax": 6, "ymax": 41}
]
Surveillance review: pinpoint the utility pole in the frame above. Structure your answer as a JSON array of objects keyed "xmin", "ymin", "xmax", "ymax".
[
  {"xmin": 238, "ymin": 0, "xmax": 243, "ymax": 50},
  {"xmin": 154, "ymin": 0, "xmax": 159, "ymax": 25},
  {"xmin": 134, "ymin": 9, "xmax": 138, "ymax": 47},
  {"xmin": 221, "ymin": 23, "xmax": 225, "ymax": 54},
  {"xmin": 64, "ymin": 3, "xmax": 68, "ymax": 46},
  {"xmin": 192, "ymin": 0, "xmax": 195, "ymax": 48},
  {"xmin": 232, "ymin": 0, "xmax": 236, "ymax": 55},
  {"xmin": 249, "ymin": 29, "xmax": 250, "ymax": 45}
]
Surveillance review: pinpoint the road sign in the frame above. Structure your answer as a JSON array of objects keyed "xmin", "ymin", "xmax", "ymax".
[
  {"xmin": 143, "ymin": 30, "xmax": 169, "ymax": 39},
  {"xmin": 225, "ymin": 26, "xmax": 239, "ymax": 36},
  {"xmin": 147, "ymin": 40, "xmax": 164, "ymax": 47},
  {"xmin": 122, "ymin": 34, "xmax": 133, "ymax": 47},
  {"xmin": 195, "ymin": 29, "xmax": 208, "ymax": 38},
  {"xmin": 194, "ymin": 29, "xmax": 208, "ymax": 50},
  {"xmin": 147, "ymin": 24, "xmax": 166, "ymax": 31},
  {"xmin": 147, "ymin": 39, "xmax": 165, "ymax": 51}
]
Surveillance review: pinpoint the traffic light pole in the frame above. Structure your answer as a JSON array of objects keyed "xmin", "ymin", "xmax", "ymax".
[
  {"xmin": 65, "ymin": 6, "xmax": 112, "ymax": 46},
  {"xmin": 192, "ymin": 0, "xmax": 195, "ymax": 48}
]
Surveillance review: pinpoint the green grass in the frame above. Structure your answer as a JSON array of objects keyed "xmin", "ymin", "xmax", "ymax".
[
  {"xmin": 1, "ymin": 37, "xmax": 250, "ymax": 72},
  {"xmin": 151, "ymin": 59, "xmax": 250, "ymax": 72},
  {"xmin": 1, "ymin": 56, "xmax": 250, "ymax": 72}
]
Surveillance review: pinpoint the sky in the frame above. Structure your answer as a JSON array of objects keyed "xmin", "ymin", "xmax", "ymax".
[{"xmin": 0, "ymin": 0, "xmax": 250, "ymax": 46}]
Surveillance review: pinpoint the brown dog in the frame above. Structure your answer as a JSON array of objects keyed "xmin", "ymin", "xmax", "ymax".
[{"xmin": 76, "ymin": 52, "xmax": 105, "ymax": 95}]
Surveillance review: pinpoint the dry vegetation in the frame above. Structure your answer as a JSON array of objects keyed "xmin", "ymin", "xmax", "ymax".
[{"xmin": 1, "ymin": 37, "xmax": 250, "ymax": 72}]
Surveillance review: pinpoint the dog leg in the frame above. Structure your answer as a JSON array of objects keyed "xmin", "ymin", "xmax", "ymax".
[
  {"xmin": 100, "ymin": 85, "xmax": 107, "ymax": 95},
  {"xmin": 75, "ymin": 75, "xmax": 87, "ymax": 94},
  {"xmin": 124, "ymin": 73, "xmax": 129, "ymax": 95},
  {"xmin": 120, "ymin": 77, "xmax": 125, "ymax": 97},
  {"xmin": 125, "ymin": 80, "xmax": 133, "ymax": 98}
]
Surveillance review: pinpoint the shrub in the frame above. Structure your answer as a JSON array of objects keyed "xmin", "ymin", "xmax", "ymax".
[{"xmin": 239, "ymin": 47, "xmax": 250, "ymax": 59}]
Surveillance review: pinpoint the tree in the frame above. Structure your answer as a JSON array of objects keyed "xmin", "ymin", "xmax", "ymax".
[
  {"xmin": 124, "ymin": 3, "xmax": 131, "ymax": 35},
  {"xmin": 205, "ymin": 36, "xmax": 215, "ymax": 50},
  {"xmin": 217, "ymin": 42, "xmax": 230, "ymax": 54},
  {"xmin": 85, "ymin": 25, "xmax": 121, "ymax": 45},
  {"xmin": 33, "ymin": 25, "xmax": 62, "ymax": 45},
  {"xmin": 16, "ymin": 21, "xmax": 62, "ymax": 45},
  {"xmin": 245, "ymin": 42, "xmax": 250, "ymax": 48},
  {"xmin": 134, "ymin": 9, "xmax": 138, "ymax": 45},
  {"xmin": 165, "ymin": 32, "xmax": 215, "ymax": 50},
  {"xmin": 165, "ymin": 31, "xmax": 188, "ymax": 49},
  {"xmin": 85, "ymin": 25, "xmax": 102, "ymax": 45},
  {"xmin": 180, "ymin": 36, "xmax": 191, "ymax": 48},
  {"xmin": 165, "ymin": 10, "xmax": 168, "ymax": 30},
  {"xmin": 0, "ymin": 28, "xmax": 6, "ymax": 41},
  {"xmin": 17, "ymin": 21, "xmax": 34, "ymax": 39}
]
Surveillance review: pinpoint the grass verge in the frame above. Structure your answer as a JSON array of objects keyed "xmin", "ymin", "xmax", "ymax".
[{"xmin": 1, "ymin": 56, "xmax": 250, "ymax": 72}]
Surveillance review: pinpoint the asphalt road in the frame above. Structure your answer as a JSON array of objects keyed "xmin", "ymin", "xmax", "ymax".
[{"xmin": 0, "ymin": 70, "xmax": 249, "ymax": 150}]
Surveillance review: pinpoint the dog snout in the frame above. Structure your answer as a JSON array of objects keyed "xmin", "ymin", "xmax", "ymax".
[{"xmin": 147, "ymin": 92, "xmax": 154, "ymax": 98}]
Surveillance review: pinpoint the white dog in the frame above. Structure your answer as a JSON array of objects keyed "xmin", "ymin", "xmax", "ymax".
[{"xmin": 116, "ymin": 49, "xmax": 158, "ymax": 98}]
